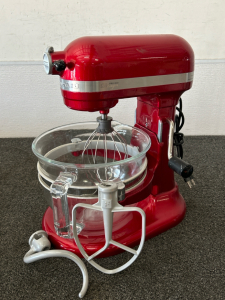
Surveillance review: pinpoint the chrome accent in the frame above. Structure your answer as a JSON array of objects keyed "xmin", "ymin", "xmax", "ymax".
[
  {"xmin": 43, "ymin": 46, "xmax": 54, "ymax": 75},
  {"xmin": 157, "ymin": 119, "xmax": 163, "ymax": 143},
  {"xmin": 46, "ymin": 46, "xmax": 54, "ymax": 53},
  {"xmin": 60, "ymin": 72, "xmax": 194, "ymax": 93},
  {"xmin": 167, "ymin": 119, "xmax": 174, "ymax": 159},
  {"xmin": 134, "ymin": 109, "xmax": 136, "ymax": 125}
]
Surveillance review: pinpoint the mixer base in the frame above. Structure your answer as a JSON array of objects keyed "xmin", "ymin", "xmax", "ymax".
[{"xmin": 42, "ymin": 184, "xmax": 186, "ymax": 258}]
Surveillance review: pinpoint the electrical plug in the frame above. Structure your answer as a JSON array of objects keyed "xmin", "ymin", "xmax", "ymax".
[
  {"xmin": 168, "ymin": 156, "xmax": 195, "ymax": 188},
  {"xmin": 184, "ymin": 175, "xmax": 195, "ymax": 188}
]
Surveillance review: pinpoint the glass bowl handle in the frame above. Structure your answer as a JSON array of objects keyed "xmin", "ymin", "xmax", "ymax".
[{"xmin": 50, "ymin": 172, "xmax": 77, "ymax": 238}]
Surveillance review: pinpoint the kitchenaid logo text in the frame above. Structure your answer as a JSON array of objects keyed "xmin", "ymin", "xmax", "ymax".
[
  {"xmin": 99, "ymin": 82, "xmax": 119, "ymax": 90},
  {"xmin": 60, "ymin": 79, "xmax": 119, "ymax": 92},
  {"xmin": 60, "ymin": 81, "xmax": 79, "ymax": 90}
]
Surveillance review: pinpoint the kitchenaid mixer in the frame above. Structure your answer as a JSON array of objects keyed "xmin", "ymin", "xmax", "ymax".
[{"xmin": 24, "ymin": 34, "xmax": 195, "ymax": 297}]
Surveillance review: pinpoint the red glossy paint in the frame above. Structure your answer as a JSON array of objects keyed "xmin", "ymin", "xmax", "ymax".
[
  {"xmin": 50, "ymin": 34, "xmax": 194, "ymax": 111},
  {"xmin": 136, "ymin": 93, "xmax": 181, "ymax": 194},
  {"xmin": 42, "ymin": 34, "xmax": 194, "ymax": 257}
]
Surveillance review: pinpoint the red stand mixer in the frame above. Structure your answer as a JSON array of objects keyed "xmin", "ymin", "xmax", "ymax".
[{"xmin": 24, "ymin": 35, "xmax": 195, "ymax": 297}]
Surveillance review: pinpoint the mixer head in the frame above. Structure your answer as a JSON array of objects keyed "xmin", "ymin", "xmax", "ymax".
[{"xmin": 43, "ymin": 35, "xmax": 194, "ymax": 112}]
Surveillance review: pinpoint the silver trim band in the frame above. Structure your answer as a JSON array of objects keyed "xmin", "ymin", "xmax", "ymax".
[
  {"xmin": 157, "ymin": 119, "xmax": 163, "ymax": 143},
  {"xmin": 0, "ymin": 60, "xmax": 222, "ymax": 66},
  {"xmin": 60, "ymin": 72, "xmax": 194, "ymax": 93},
  {"xmin": 167, "ymin": 119, "xmax": 174, "ymax": 160}
]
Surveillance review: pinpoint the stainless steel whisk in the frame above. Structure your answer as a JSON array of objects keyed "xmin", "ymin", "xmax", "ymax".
[{"xmin": 81, "ymin": 114, "xmax": 129, "ymax": 165}]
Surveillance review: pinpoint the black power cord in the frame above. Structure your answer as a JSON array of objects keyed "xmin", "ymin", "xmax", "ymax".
[
  {"xmin": 168, "ymin": 98, "xmax": 195, "ymax": 188},
  {"xmin": 174, "ymin": 98, "xmax": 185, "ymax": 159}
]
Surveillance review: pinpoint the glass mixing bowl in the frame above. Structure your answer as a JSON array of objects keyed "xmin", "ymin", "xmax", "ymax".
[
  {"xmin": 32, "ymin": 121, "xmax": 151, "ymax": 238},
  {"xmin": 33, "ymin": 121, "xmax": 151, "ymax": 186}
]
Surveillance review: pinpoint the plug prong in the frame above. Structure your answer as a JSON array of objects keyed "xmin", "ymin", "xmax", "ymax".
[{"xmin": 187, "ymin": 181, "xmax": 192, "ymax": 188}]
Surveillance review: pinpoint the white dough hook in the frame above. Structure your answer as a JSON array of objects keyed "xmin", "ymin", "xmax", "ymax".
[{"xmin": 23, "ymin": 230, "xmax": 89, "ymax": 298}]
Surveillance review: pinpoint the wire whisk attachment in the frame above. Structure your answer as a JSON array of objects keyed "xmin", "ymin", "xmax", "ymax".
[{"xmin": 81, "ymin": 114, "xmax": 129, "ymax": 165}]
